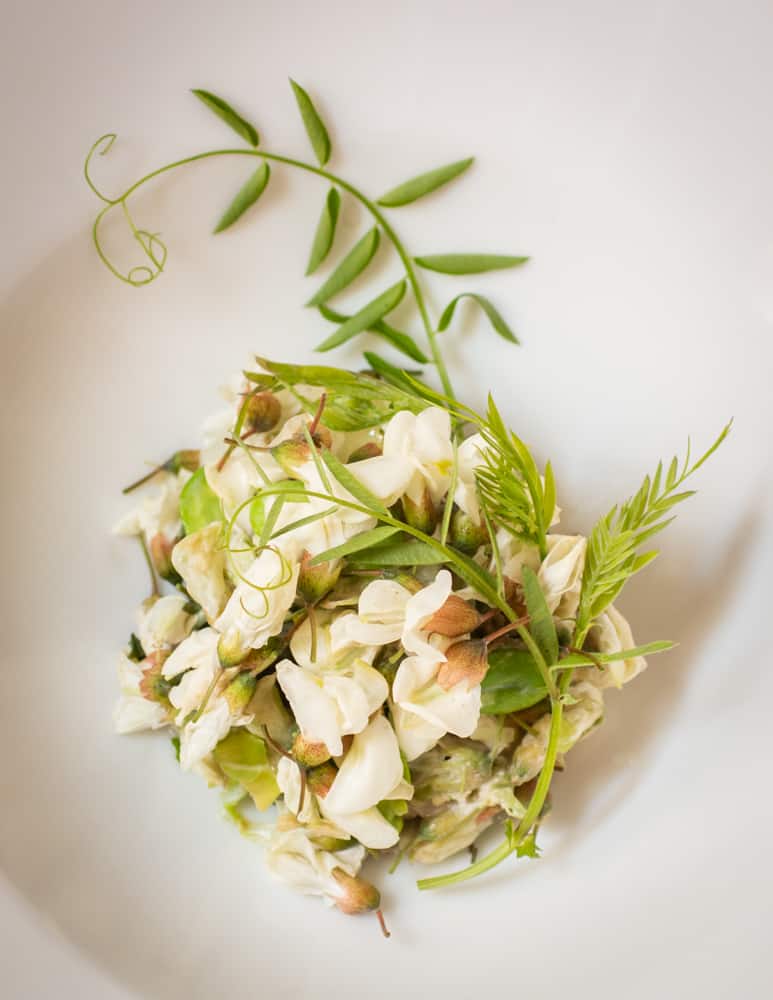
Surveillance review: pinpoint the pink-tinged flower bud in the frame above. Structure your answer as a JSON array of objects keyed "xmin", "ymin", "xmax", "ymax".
[
  {"xmin": 149, "ymin": 532, "xmax": 179, "ymax": 583},
  {"xmin": 297, "ymin": 550, "xmax": 341, "ymax": 604},
  {"xmin": 139, "ymin": 651, "xmax": 172, "ymax": 704},
  {"xmin": 331, "ymin": 868, "xmax": 381, "ymax": 915},
  {"xmin": 291, "ymin": 733, "xmax": 332, "ymax": 768},
  {"xmin": 168, "ymin": 449, "xmax": 201, "ymax": 474},
  {"xmin": 305, "ymin": 761, "xmax": 338, "ymax": 799},
  {"xmin": 401, "ymin": 486, "xmax": 437, "ymax": 534},
  {"xmin": 423, "ymin": 594, "xmax": 481, "ymax": 637},
  {"xmin": 449, "ymin": 508, "xmax": 488, "ymax": 554},
  {"xmin": 223, "ymin": 672, "xmax": 257, "ymax": 714},
  {"xmin": 437, "ymin": 639, "xmax": 489, "ymax": 691},
  {"xmin": 347, "ymin": 441, "xmax": 382, "ymax": 462},
  {"xmin": 243, "ymin": 391, "xmax": 281, "ymax": 434}
]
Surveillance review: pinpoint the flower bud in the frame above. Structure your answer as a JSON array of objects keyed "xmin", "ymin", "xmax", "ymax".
[
  {"xmin": 347, "ymin": 441, "xmax": 382, "ymax": 462},
  {"xmin": 167, "ymin": 449, "xmax": 200, "ymax": 474},
  {"xmin": 217, "ymin": 628, "xmax": 251, "ymax": 667},
  {"xmin": 437, "ymin": 639, "xmax": 488, "ymax": 691},
  {"xmin": 243, "ymin": 391, "xmax": 281, "ymax": 434},
  {"xmin": 139, "ymin": 651, "xmax": 172, "ymax": 704},
  {"xmin": 401, "ymin": 486, "xmax": 437, "ymax": 534},
  {"xmin": 331, "ymin": 868, "xmax": 381, "ymax": 915},
  {"xmin": 223, "ymin": 672, "xmax": 257, "ymax": 714},
  {"xmin": 449, "ymin": 508, "xmax": 488, "ymax": 554},
  {"xmin": 270, "ymin": 437, "xmax": 312, "ymax": 478},
  {"xmin": 306, "ymin": 761, "xmax": 338, "ymax": 799},
  {"xmin": 297, "ymin": 550, "xmax": 341, "ymax": 604},
  {"xmin": 149, "ymin": 532, "xmax": 181, "ymax": 584},
  {"xmin": 292, "ymin": 733, "xmax": 332, "ymax": 768},
  {"xmin": 423, "ymin": 594, "xmax": 481, "ymax": 637}
]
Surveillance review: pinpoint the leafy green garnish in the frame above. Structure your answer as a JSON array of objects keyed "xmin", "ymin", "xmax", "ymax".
[
  {"xmin": 414, "ymin": 254, "xmax": 529, "ymax": 275},
  {"xmin": 481, "ymin": 647, "xmax": 548, "ymax": 714},
  {"xmin": 308, "ymin": 525, "xmax": 400, "ymax": 565},
  {"xmin": 171, "ymin": 736, "xmax": 181, "ymax": 762},
  {"xmin": 377, "ymin": 798, "xmax": 408, "ymax": 831},
  {"xmin": 179, "ymin": 468, "xmax": 223, "ymax": 535},
  {"xmin": 574, "ymin": 422, "xmax": 732, "ymax": 644},
  {"xmin": 306, "ymin": 228, "xmax": 381, "ymax": 307},
  {"xmin": 214, "ymin": 162, "xmax": 270, "ymax": 233},
  {"xmin": 315, "ymin": 280, "xmax": 406, "ymax": 352},
  {"xmin": 348, "ymin": 538, "xmax": 447, "ymax": 567},
  {"xmin": 521, "ymin": 565, "xmax": 559, "ymax": 667},
  {"xmin": 377, "ymin": 158, "xmax": 474, "ymax": 207},
  {"xmin": 213, "ymin": 730, "xmax": 280, "ymax": 811},
  {"xmin": 438, "ymin": 293, "xmax": 518, "ymax": 345},
  {"xmin": 289, "ymin": 79, "xmax": 331, "ymax": 166},
  {"xmin": 127, "ymin": 633, "xmax": 146, "ymax": 662},
  {"xmin": 318, "ymin": 303, "xmax": 428, "ymax": 363},
  {"xmin": 306, "ymin": 187, "xmax": 340, "ymax": 275},
  {"xmin": 191, "ymin": 89, "xmax": 259, "ymax": 146}
]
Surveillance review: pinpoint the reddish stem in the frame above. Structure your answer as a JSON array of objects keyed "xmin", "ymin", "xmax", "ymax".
[{"xmin": 376, "ymin": 908, "xmax": 391, "ymax": 939}]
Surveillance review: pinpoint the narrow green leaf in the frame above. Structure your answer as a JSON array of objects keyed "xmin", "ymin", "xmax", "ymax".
[
  {"xmin": 309, "ymin": 525, "xmax": 401, "ymax": 565},
  {"xmin": 289, "ymin": 79, "xmax": 332, "ymax": 166},
  {"xmin": 179, "ymin": 468, "xmax": 223, "ymax": 534},
  {"xmin": 377, "ymin": 157, "xmax": 474, "ymax": 207},
  {"xmin": 521, "ymin": 565, "xmax": 559, "ymax": 666},
  {"xmin": 481, "ymin": 647, "xmax": 548, "ymax": 714},
  {"xmin": 437, "ymin": 293, "xmax": 519, "ymax": 344},
  {"xmin": 348, "ymin": 539, "xmax": 447, "ymax": 567},
  {"xmin": 306, "ymin": 188, "xmax": 341, "ymax": 275},
  {"xmin": 556, "ymin": 640, "xmax": 675, "ymax": 668},
  {"xmin": 259, "ymin": 494, "xmax": 287, "ymax": 548},
  {"xmin": 318, "ymin": 302, "xmax": 427, "ymax": 362},
  {"xmin": 306, "ymin": 228, "xmax": 380, "ymax": 307},
  {"xmin": 362, "ymin": 351, "xmax": 424, "ymax": 393},
  {"xmin": 320, "ymin": 449, "xmax": 388, "ymax": 515},
  {"xmin": 213, "ymin": 162, "xmax": 270, "ymax": 233},
  {"xmin": 414, "ymin": 254, "xmax": 529, "ymax": 275},
  {"xmin": 316, "ymin": 280, "xmax": 406, "ymax": 352},
  {"xmin": 191, "ymin": 89, "xmax": 259, "ymax": 146},
  {"xmin": 271, "ymin": 506, "xmax": 339, "ymax": 541}
]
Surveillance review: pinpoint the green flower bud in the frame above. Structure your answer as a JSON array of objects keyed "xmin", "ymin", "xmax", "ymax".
[
  {"xmin": 243, "ymin": 392, "xmax": 281, "ymax": 434},
  {"xmin": 167, "ymin": 449, "xmax": 201, "ymax": 474},
  {"xmin": 223, "ymin": 672, "xmax": 258, "ymax": 714},
  {"xmin": 449, "ymin": 507, "xmax": 488, "ymax": 554},
  {"xmin": 311, "ymin": 835, "xmax": 353, "ymax": 852},
  {"xmin": 297, "ymin": 550, "xmax": 341, "ymax": 604},
  {"xmin": 347, "ymin": 441, "xmax": 382, "ymax": 462},
  {"xmin": 270, "ymin": 438, "xmax": 312, "ymax": 478},
  {"xmin": 217, "ymin": 629, "xmax": 251, "ymax": 667},
  {"xmin": 401, "ymin": 486, "xmax": 437, "ymax": 534}
]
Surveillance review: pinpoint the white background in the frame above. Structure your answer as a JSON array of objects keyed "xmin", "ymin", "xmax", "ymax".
[{"xmin": 1, "ymin": 1, "xmax": 772, "ymax": 997}]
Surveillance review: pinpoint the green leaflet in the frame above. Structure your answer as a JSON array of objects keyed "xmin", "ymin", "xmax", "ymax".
[
  {"xmin": 362, "ymin": 351, "xmax": 425, "ymax": 394},
  {"xmin": 315, "ymin": 280, "xmax": 407, "ymax": 352},
  {"xmin": 213, "ymin": 730, "xmax": 280, "ymax": 811},
  {"xmin": 319, "ymin": 303, "xmax": 428, "ymax": 363},
  {"xmin": 214, "ymin": 162, "xmax": 270, "ymax": 233},
  {"xmin": 556, "ymin": 640, "xmax": 675, "ymax": 669},
  {"xmin": 377, "ymin": 157, "xmax": 474, "ymax": 207},
  {"xmin": 290, "ymin": 79, "xmax": 332, "ymax": 166},
  {"xmin": 191, "ymin": 89, "xmax": 259, "ymax": 146},
  {"xmin": 415, "ymin": 254, "xmax": 529, "ymax": 275},
  {"xmin": 480, "ymin": 647, "xmax": 548, "ymax": 714},
  {"xmin": 438, "ymin": 293, "xmax": 519, "ymax": 344},
  {"xmin": 521, "ymin": 565, "xmax": 559, "ymax": 667},
  {"xmin": 179, "ymin": 468, "xmax": 223, "ymax": 534},
  {"xmin": 306, "ymin": 188, "xmax": 340, "ymax": 275},
  {"xmin": 306, "ymin": 228, "xmax": 380, "ymax": 307},
  {"xmin": 320, "ymin": 449, "xmax": 389, "ymax": 515},
  {"xmin": 348, "ymin": 538, "xmax": 447, "ymax": 567},
  {"xmin": 308, "ymin": 525, "xmax": 401, "ymax": 565}
]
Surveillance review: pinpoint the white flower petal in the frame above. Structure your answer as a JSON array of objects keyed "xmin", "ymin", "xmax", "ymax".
[
  {"xmin": 137, "ymin": 595, "xmax": 194, "ymax": 654},
  {"xmin": 390, "ymin": 701, "xmax": 445, "ymax": 761},
  {"xmin": 215, "ymin": 548, "xmax": 299, "ymax": 650},
  {"xmin": 344, "ymin": 455, "xmax": 413, "ymax": 507},
  {"xmin": 276, "ymin": 756, "xmax": 317, "ymax": 823},
  {"xmin": 163, "ymin": 627, "xmax": 219, "ymax": 679},
  {"xmin": 582, "ymin": 604, "xmax": 646, "ymax": 689},
  {"xmin": 393, "ymin": 654, "xmax": 481, "ymax": 737},
  {"xmin": 171, "ymin": 523, "xmax": 231, "ymax": 623},
  {"xmin": 113, "ymin": 696, "xmax": 167, "ymax": 734},
  {"xmin": 402, "ymin": 569, "xmax": 453, "ymax": 661},
  {"xmin": 538, "ymin": 534, "xmax": 587, "ymax": 618},
  {"xmin": 318, "ymin": 803, "xmax": 400, "ymax": 849},
  {"xmin": 276, "ymin": 660, "xmax": 344, "ymax": 757},
  {"xmin": 265, "ymin": 826, "xmax": 364, "ymax": 903},
  {"xmin": 323, "ymin": 715, "xmax": 403, "ymax": 815},
  {"xmin": 179, "ymin": 698, "xmax": 237, "ymax": 771}
]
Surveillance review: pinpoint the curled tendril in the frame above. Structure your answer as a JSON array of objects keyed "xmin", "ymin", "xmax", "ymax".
[{"xmin": 84, "ymin": 133, "xmax": 119, "ymax": 203}]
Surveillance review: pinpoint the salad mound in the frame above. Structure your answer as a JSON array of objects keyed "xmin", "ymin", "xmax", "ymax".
[{"xmin": 113, "ymin": 359, "xmax": 708, "ymax": 923}]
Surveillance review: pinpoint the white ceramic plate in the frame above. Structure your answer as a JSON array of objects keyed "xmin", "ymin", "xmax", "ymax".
[{"xmin": 2, "ymin": 2, "xmax": 772, "ymax": 997}]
